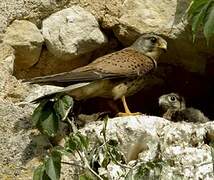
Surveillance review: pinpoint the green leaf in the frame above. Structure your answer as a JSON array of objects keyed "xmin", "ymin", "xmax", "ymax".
[
  {"xmin": 54, "ymin": 95, "xmax": 74, "ymax": 119},
  {"xmin": 188, "ymin": 0, "xmax": 214, "ymax": 42},
  {"xmin": 65, "ymin": 134, "xmax": 81, "ymax": 153},
  {"xmin": 77, "ymin": 132, "xmax": 89, "ymax": 150},
  {"xmin": 100, "ymin": 116, "xmax": 108, "ymax": 141},
  {"xmin": 125, "ymin": 169, "xmax": 133, "ymax": 180},
  {"xmin": 188, "ymin": 0, "xmax": 208, "ymax": 15},
  {"xmin": 65, "ymin": 138, "xmax": 78, "ymax": 153},
  {"xmin": 32, "ymin": 100, "xmax": 59, "ymax": 137},
  {"xmin": 79, "ymin": 174, "xmax": 94, "ymax": 180},
  {"xmin": 33, "ymin": 164, "xmax": 51, "ymax": 180},
  {"xmin": 204, "ymin": 2, "xmax": 214, "ymax": 44},
  {"xmin": 45, "ymin": 150, "xmax": 62, "ymax": 180},
  {"xmin": 33, "ymin": 165, "xmax": 45, "ymax": 180},
  {"xmin": 32, "ymin": 100, "xmax": 49, "ymax": 127},
  {"xmin": 65, "ymin": 132, "xmax": 89, "ymax": 153},
  {"xmin": 40, "ymin": 109, "xmax": 59, "ymax": 137},
  {"xmin": 101, "ymin": 156, "xmax": 110, "ymax": 168},
  {"xmin": 191, "ymin": 3, "xmax": 209, "ymax": 41}
]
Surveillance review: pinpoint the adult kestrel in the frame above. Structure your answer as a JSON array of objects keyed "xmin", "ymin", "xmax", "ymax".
[{"xmin": 27, "ymin": 33, "xmax": 167, "ymax": 116}]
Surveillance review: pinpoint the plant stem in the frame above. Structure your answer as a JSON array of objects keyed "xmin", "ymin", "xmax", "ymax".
[
  {"xmin": 61, "ymin": 161, "xmax": 84, "ymax": 168},
  {"xmin": 68, "ymin": 117, "xmax": 104, "ymax": 180}
]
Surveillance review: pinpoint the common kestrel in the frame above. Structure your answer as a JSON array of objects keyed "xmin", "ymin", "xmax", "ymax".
[
  {"xmin": 27, "ymin": 33, "xmax": 167, "ymax": 116},
  {"xmin": 158, "ymin": 93, "xmax": 209, "ymax": 123}
]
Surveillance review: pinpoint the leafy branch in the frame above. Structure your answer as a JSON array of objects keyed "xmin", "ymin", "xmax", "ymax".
[
  {"xmin": 188, "ymin": 0, "xmax": 214, "ymax": 44},
  {"xmin": 32, "ymin": 93, "xmax": 104, "ymax": 180},
  {"xmin": 31, "ymin": 94, "xmax": 166, "ymax": 180}
]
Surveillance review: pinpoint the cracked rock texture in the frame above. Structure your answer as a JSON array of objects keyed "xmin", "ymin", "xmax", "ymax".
[
  {"xmin": 80, "ymin": 116, "xmax": 214, "ymax": 179},
  {"xmin": 3, "ymin": 20, "xmax": 44, "ymax": 69},
  {"xmin": 42, "ymin": 6, "xmax": 107, "ymax": 60},
  {"xmin": 1, "ymin": 0, "xmax": 213, "ymax": 75}
]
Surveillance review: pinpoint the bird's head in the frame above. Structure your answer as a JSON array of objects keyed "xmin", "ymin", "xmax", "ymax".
[
  {"xmin": 158, "ymin": 93, "xmax": 186, "ymax": 112},
  {"xmin": 131, "ymin": 33, "xmax": 167, "ymax": 60}
]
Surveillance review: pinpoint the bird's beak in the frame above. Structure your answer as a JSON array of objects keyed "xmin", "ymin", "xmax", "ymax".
[{"xmin": 158, "ymin": 42, "xmax": 167, "ymax": 52}]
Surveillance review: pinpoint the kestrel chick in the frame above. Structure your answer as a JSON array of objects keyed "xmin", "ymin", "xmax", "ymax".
[
  {"xmin": 159, "ymin": 93, "xmax": 209, "ymax": 123},
  {"xmin": 159, "ymin": 93, "xmax": 186, "ymax": 113},
  {"xmin": 26, "ymin": 33, "xmax": 167, "ymax": 116}
]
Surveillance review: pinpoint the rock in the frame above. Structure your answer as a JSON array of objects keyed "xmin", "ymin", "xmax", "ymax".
[
  {"xmin": 0, "ymin": 42, "xmax": 33, "ymax": 103},
  {"xmin": 114, "ymin": 0, "xmax": 180, "ymax": 43},
  {"xmin": 112, "ymin": 0, "xmax": 211, "ymax": 73},
  {"xmin": 78, "ymin": 115, "xmax": 214, "ymax": 179},
  {"xmin": 0, "ymin": 43, "xmax": 15, "ymax": 74},
  {"xmin": 3, "ymin": 20, "xmax": 44, "ymax": 69},
  {"xmin": 0, "ymin": 43, "xmax": 27, "ymax": 101},
  {"xmin": 0, "ymin": 0, "xmax": 70, "ymax": 33},
  {"xmin": 0, "ymin": 99, "xmax": 37, "ymax": 179},
  {"xmin": 0, "ymin": 46, "xmax": 51, "ymax": 179},
  {"xmin": 14, "ymin": 48, "xmax": 92, "ymax": 79},
  {"xmin": 1, "ymin": 0, "xmax": 212, "ymax": 74},
  {"xmin": 42, "ymin": 6, "xmax": 107, "ymax": 60}
]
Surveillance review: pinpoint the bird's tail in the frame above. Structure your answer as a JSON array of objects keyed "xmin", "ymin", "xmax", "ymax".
[{"xmin": 30, "ymin": 83, "xmax": 90, "ymax": 103}]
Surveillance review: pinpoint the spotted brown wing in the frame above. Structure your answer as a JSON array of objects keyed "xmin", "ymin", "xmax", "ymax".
[{"xmin": 25, "ymin": 48, "xmax": 156, "ymax": 84}]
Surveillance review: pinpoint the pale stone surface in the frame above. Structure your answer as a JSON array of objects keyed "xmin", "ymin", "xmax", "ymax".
[
  {"xmin": 114, "ymin": 0, "xmax": 189, "ymax": 43},
  {"xmin": 113, "ymin": 0, "xmax": 211, "ymax": 73},
  {"xmin": 15, "ymin": 48, "xmax": 92, "ymax": 79},
  {"xmin": 0, "ymin": 99, "xmax": 37, "ymax": 179},
  {"xmin": 80, "ymin": 116, "xmax": 214, "ymax": 179},
  {"xmin": 0, "ymin": 43, "xmax": 30, "ymax": 102},
  {"xmin": 0, "ymin": 43, "xmax": 14, "ymax": 74},
  {"xmin": 3, "ymin": 20, "xmax": 44, "ymax": 69},
  {"xmin": 0, "ymin": 0, "xmax": 212, "ymax": 74},
  {"xmin": 0, "ymin": 0, "xmax": 70, "ymax": 33},
  {"xmin": 42, "ymin": 6, "xmax": 107, "ymax": 60},
  {"xmin": 0, "ymin": 49, "xmax": 45, "ymax": 179}
]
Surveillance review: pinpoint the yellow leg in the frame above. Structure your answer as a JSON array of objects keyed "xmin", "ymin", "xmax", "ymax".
[
  {"xmin": 117, "ymin": 96, "xmax": 142, "ymax": 117},
  {"xmin": 122, "ymin": 96, "xmax": 131, "ymax": 114}
]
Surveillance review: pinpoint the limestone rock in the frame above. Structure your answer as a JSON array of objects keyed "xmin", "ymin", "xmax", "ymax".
[
  {"xmin": 0, "ymin": 0, "xmax": 70, "ymax": 33},
  {"xmin": 0, "ymin": 43, "xmax": 15, "ymax": 74},
  {"xmin": 15, "ymin": 48, "xmax": 92, "ymax": 79},
  {"xmin": 79, "ymin": 115, "xmax": 214, "ymax": 179},
  {"xmin": 0, "ymin": 43, "xmax": 28, "ymax": 101},
  {"xmin": 3, "ymin": 20, "xmax": 44, "ymax": 69},
  {"xmin": 0, "ymin": 0, "xmax": 212, "ymax": 74},
  {"xmin": 42, "ymin": 6, "xmax": 107, "ymax": 60},
  {"xmin": 0, "ymin": 99, "xmax": 37, "ymax": 179},
  {"xmin": 114, "ymin": 0, "xmax": 180, "ymax": 43}
]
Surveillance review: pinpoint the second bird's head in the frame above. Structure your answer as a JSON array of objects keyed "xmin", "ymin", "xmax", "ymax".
[{"xmin": 131, "ymin": 33, "xmax": 167, "ymax": 60}]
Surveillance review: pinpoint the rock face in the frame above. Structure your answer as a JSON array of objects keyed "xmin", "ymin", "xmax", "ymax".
[
  {"xmin": 42, "ymin": 6, "xmax": 107, "ymax": 60},
  {"xmin": 114, "ymin": 0, "xmax": 178, "ymax": 44},
  {"xmin": 0, "ymin": 100, "xmax": 37, "ymax": 180},
  {"xmin": 80, "ymin": 116, "xmax": 214, "ymax": 179},
  {"xmin": 0, "ymin": 43, "xmax": 14, "ymax": 73},
  {"xmin": 0, "ymin": 42, "xmax": 39, "ymax": 179},
  {"xmin": 3, "ymin": 20, "xmax": 44, "ymax": 69},
  {"xmin": 1, "ymin": 0, "xmax": 213, "ymax": 74},
  {"xmin": 0, "ymin": 0, "xmax": 69, "ymax": 33},
  {"xmin": 0, "ymin": 43, "xmax": 32, "ymax": 102}
]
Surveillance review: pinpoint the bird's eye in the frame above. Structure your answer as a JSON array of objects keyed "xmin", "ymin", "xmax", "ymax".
[
  {"xmin": 169, "ymin": 96, "xmax": 176, "ymax": 102},
  {"xmin": 150, "ymin": 37, "xmax": 157, "ymax": 43}
]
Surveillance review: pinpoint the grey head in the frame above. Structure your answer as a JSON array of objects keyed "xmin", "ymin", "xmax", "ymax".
[
  {"xmin": 131, "ymin": 33, "xmax": 167, "ymax": 60},
  {"xmin": 158, "ymin": 93, "xmax": 186, "ymax": 112}
]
